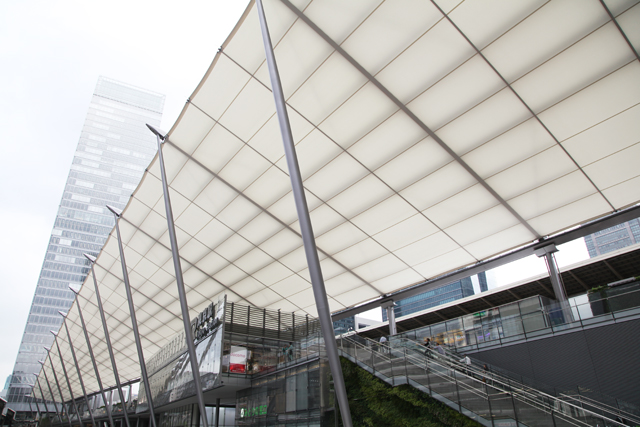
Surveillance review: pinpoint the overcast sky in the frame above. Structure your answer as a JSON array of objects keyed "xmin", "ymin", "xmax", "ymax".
[{"xmin": 0, "ymin": 0, "xmax": 249, "ymax": 387}]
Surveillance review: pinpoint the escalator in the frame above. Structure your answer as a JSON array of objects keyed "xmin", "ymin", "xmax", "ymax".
[{"xmin": 337, "ymin": 334, "xmax": 636, "ymax": 427}]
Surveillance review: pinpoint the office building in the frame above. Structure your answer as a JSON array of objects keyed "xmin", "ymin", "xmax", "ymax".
[
  {"xmin": 6, "ymin": 77, "xmax": 164, "ymax": 413},
  {"xmin": 382, "ymin": 273, "xmax": 492, "ymax": 322},
  {"xmin": 584, "ymin": 218, "xmax": 640, "ymax": 257}
]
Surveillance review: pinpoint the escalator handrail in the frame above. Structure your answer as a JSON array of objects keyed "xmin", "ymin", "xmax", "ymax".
[{"xmin": 341, "ymin": 335, "xmax": 628, "ymax": 427}]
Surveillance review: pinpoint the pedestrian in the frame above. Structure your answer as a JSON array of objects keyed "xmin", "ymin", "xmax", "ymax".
[
  {"xmin": 482, "ymin": 364, "xmax": 490, "ymax": 384},
  {"xmin": 379, "ymin": 335, "xmax": 387, "ymax": 353},
  {"xmin": 460, "ymin": 355, "xmax": 471, "ymax": 376}
]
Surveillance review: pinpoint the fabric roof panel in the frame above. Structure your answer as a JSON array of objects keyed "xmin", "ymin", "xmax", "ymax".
[
  {"xmin": 315, "ymin": 221, "xmax": 367, "ymax": 255},
  {"xmin": 191, "ymin": 125, "xmax": 245, "ymax": 177},
  {"xmin": 346, "ymin": 112, "xmax": 425, "ymax": 171},
  {"xmin": 435, "ymin": 87, "xmax": 531, "ymax": 156},
  {"xmin": 190, "ymin": 55, "xmax": 252, "ymax": 123},
  {"xmin": 331, "ymin": 238, "xmax": 388, "ymax": 271},
  {"xmin": 444, "ymin": 204, "xmax": 522, "ymax": 247},
  {"xmin": 247, "ymin": 110, "xmax": 313, "ymax": 164},
  {"xmin": 617, "ymin": 3, "xmax": 640, "ymax": 51},
  {"xmin": 351, "ymin": 253, "xmax": 408, "ymax": 284},
  {"xmin": 304, "ymin": 152, "xmax": 369, "ymax": 201},
  {"xmin": 412, "ymin": 247, "xmax": 476, "ymax": 279},
  {"xmin": 216, "ymin": 78, "xmax": 277, "ymax": 143},
  {"xmin": 461, "ymin": 118, "xmax": 555, "ymax": 179},
  {"xmin": 527, "ymin": 194, "xmax": 611, "ymax": 236},
  {"xmin": 287, "ymin": 52, "xmax": 368, "ymax": 124},
  {"xmin": 170, "ymin": 160, "xmax": 215, "ymax": 202},
  {"xmin": 216, "ymin": 195, "xmax": 263, "ymax": 232},
  {"xmin": 168, "ymin": 103, "xmax": 216, "ymax": 157},
  {"xmin": 371, "ymin": 269, "xmax": 425, "ymax": 295},
  {"xmin": 217, "ymin": 146, "xmax": 274, "ymax": 195},
  {"xmin": 243, "ymin": 167, "xmax": 292, "ymax": 208},
  {"xmin": 178, "ymin": 238, "xmax": 212, "ymax": 266},
  {"xmin": 511, "ymin": 23, "xmax": 634, "ymax": 114},
  {"xmin": 400, "ymin": 161, "xmax": 477, "ymax": 211},
  {"xmin": 332, "ymin": 284, "xmax": 380, "ymax": 308},
  {"xmin": 253, "ymin": 18, "xmax": 335, "ymax": 99},
  {"xmin": 486, "ymin": 145, "xmax": 578, "ymax": 201},
  {"xmin": 373, "ymin": 213, "xmax": 439, "ymax": 253},
  {"xmin": 274, "ymin": 129, "xmax": 342, "ymax": 181},
  {"xmin": 221, "ymin": 6, "xmax": 271, "ymax": 75},
  {"xmin": 423, "ymin": 184, "xmax": 499, "ymax": 231},
  {"xmin": 510, "ymin": 171, "xmax": 598, "ymax": 221},
  {"xmin": 561, "ymin": 104, "xmax": 640, "ymax": 167},
  {"xmin": 602, "ymin": 176, "xmax": 640, "ymax": 209},
  {"xmin": 394, "ymin": 232, "xmax": 460, "ymax": 267},
  {"xmin": 408, "ymin": 54, "xmax": 505, "ymax": 131},
  {"xmin": 538, "ymin": 62, "xmax": 640, "ymax": 142},
  {"xmin": 323, "ymin": 273, "xmax": 366, "ymax": 298},
  {"xmin": 192, "ymin": 178, "xmax": 241, "ymax": 220},
  {"xmin": 447, "ymin": 0, "xmax": 544, "ymax": 50},
  {"xmin": 318, "ymin": 82, "xmax": 398, "ymax": 150},
  {"xmin": 237, "ymin": 212, "xmax": 286, "ymax": 246},
  {"xmin": 351, "ymin": 195, "xmax": 417, "ymax": 237},
  {"xmin": 302, "ymin": 0, "xmax": 381, "ymax": 46},
  {"xmin": 465, "ymin": 224, "xmax": 537, "ymax": 261},
  {"xmin": 584, "ymin": 142, "xmax": 640, "ymax": 191},
  {"xmin": 482, "ymin": 0, "xmax": 608, "ymax": 83},
  {"xmin": 374, "ymin": 138, "xmax": 451, "ymax": 191},
  {"xmin": 325, "ymin": 174, "xmax": 393, "ymax": 220},
  {"xmin": 269, "ymin": 274, "xmax": 310, "ymax": 299},
  {"xmin": 376, "ymin": 19, "xmax": 474, "ymax": 104},
  {"xmin": 340, "ymin": 0, "xmax": 440, "ymax": 76}
]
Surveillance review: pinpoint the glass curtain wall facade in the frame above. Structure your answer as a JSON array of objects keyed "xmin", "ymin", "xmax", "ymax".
[
  {"xmin": 382, "ymin": 274, "xmax": 487, "ymax": 322},
  {"xmin": 7, "ymin": 77, "xmax": 164, "ymax": 413},
  {"xmin": 583, "ymin": 218, "xmax": 640, "ymax": 257}
]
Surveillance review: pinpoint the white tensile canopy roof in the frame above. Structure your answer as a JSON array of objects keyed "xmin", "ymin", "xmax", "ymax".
[{"xmin": 39, "ymin": 0, "xmax": 640, "ymax": 401}]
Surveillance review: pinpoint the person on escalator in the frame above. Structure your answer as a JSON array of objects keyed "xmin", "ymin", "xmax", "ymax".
[{"xmin": 459, "ymin": 355, "xmax": 472, "ymax": 376}]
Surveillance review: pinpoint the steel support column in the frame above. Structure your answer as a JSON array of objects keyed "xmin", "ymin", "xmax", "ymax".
[
  {"xmin": 35, "ymin": 377, "xmax": 51, "ymax": 416},
  {"xmin": 38, "ymin": 362, "xmax": 61, "ymax": 419},
  {"xmin": 382, "ymin": 301, "xmax": 397, "ymax": 336},
  {"xmin": 60, "ymin": 311, "xmax": 99, "ymax": 427},
  {"xmin": 44, "ymin": 349, "xmax": 73, "ymax": 427},
  {"xmin": 27, "ymin": 399, "xmax": 34, "ymax": 420},
  {"xmin": 106, "ymin": 206, "xmax": 158, "ymax": 427},
  {"xmin": 71, "ymin": 288, "xmax": 116, "ymax": 427},
  {"xmin": 29, "ymin": 391, "xmax": 41, "ymax": 420},
  {"xmin": 52, "ymin": 331, "xmax": 84, "ymax": 427},
  {"xmin": 254, "ymin": 1, "xmax": 352, "ymax": 425},
  {"xmin": 142, "ymin": 127, "xmax": 208, "ymax": 427},
  {"xmin": 535, "ymin": 245, "xmax": 573, "ymax": 322},
  {"xmin": 85, "ymin": 254, "xmax": 132, "ymax": 427}
]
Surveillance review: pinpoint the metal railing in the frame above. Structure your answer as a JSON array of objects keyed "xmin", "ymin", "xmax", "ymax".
[
  {"xmin": 397, "ymin": 286, "xmax": 640, "ymax": 355},
  {"xmin": 338, "ymin": 334, "xmax": 631, "ymax": 427}
]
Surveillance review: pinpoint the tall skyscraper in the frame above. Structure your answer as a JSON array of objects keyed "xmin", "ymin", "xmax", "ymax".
[
  {"xmin": 6, "ymin": 77, "xmax": 164, "ymax": 413},
  {"xmin": 583, "ymin": 218, "xmax": 640, "ymax": 258}
]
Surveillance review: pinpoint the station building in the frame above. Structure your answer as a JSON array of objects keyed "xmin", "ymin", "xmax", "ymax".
[{"xmin": 9, "ymin": 0, "xmax": 640, "ymax": 426}]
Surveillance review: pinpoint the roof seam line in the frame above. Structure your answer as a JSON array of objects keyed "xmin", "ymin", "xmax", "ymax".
[
  {"xmin": 217, "ymin": 50, "xmax": 477, "ymax": 288},
  {"xmin": 278, "ymin": 0, "xmax": 541, "ymax": 240},
  {"xmin": 598, "ymin": 0, "xmax": 640, "ymax": 63},
  {"xmin": 429, "ymin": 0, "xmax": 616, "ymax": 213},
  {"xmin": 112, "ymin": 216, "xmax": 253, "ymax": 308},
  {"xmin": 179, "ymin": 103, "xmax": 385, "ymax": 300}
]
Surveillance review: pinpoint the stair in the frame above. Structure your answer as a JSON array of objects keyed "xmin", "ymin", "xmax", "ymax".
[{"xmin": 337, "ymin": 334, "xmax": 630, "ymax": 427}]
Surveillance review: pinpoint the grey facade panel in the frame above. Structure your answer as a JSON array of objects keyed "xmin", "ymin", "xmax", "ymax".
[{"xmin": 468, "ymin": 319, "xmax": 640, "ymax": 407}]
